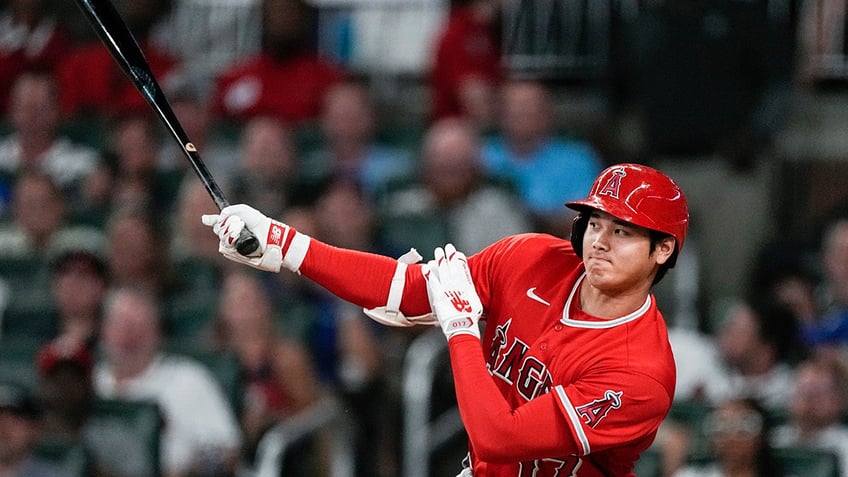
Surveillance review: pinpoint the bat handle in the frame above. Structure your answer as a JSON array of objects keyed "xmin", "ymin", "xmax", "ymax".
[
  {"xmin": 235, "ymin": 228, "xmax": 260, "ymax": 256},
  {"xmin": 213, "ymin": 195, "xmax": 259, "ymax": 257}
]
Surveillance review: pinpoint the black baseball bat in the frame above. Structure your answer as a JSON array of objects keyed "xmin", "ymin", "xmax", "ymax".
[{"xmin": 73, "ymin": 0, "xmax": 259, "ymax": 256}]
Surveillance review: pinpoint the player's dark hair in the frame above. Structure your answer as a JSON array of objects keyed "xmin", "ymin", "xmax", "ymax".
[{"xmin": 649, "ymin": 230, "xmax": 676, "ymax": 285}]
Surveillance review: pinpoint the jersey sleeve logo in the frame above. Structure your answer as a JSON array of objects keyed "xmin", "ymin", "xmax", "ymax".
[
  {"xmin": 597, "ymin": 168, "xmax": 626, "ymax": 199},
  {"xmin": 575, "ymin": 390, "xmax": 623, "ymax": 428}
]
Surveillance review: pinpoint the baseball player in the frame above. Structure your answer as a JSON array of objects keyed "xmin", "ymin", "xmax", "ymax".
[{"xmin": 202, "ymin": 163, "xmax": 689, "ymax": 476}]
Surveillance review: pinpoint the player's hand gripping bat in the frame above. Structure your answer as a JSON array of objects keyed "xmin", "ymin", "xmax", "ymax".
[{"xmin": 73, "ymin": 0, "xmax": 259, "ymax": 256}]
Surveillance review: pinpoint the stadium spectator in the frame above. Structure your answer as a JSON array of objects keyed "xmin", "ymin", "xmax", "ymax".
[
  {"xmin": 380, "ymin": 117, "xmax": 531, "ymax": 255},
  {"xmin": 797, "ymin": 214, "xmax": 848, "ymax": 356},
  {"xmin": 230, "ymin": 116, "xmax": 300, "ymax": 221},
  {"xmin": 56, "ymin": 0, "xmax": 180, "ymax": 120},
  {"xmin": 428, "ymin": 0, "xmax": 503, "ymax": 130},
  {"xmin": 772, "ymin": 357, "xmax": 848, "ymax": 477},
  {"xmin": 211, "ymin": 0, "xmax": 346, "ymax": 125},
  {"xmin": 0, "ymin": 173, "xmax": 69, "ymax": 257},
  {"xmin": 212, "ymin": 270, "xmax": 323, "ymax": 470},
  {"xmin": 0, "ymin": 71, "xmax": 99, "ymax": 215},
  {"xmin": 0, "ymin": 0, "xmax": 72, "ymax": 114},
  {"xmin": 672, "ymin": 397, "xmax": 785, "ymax": 477},
  {"xmin": 613, "ymin": 0, "xmax": 794, "ymax": 170},
  {"xmin": 36, "ymin": 335, "xmax": 150, "ymax": 477},
  {"xmin": 94, "ymin": 286, "xmax": 242, "ymax": 477},
  {"xmin": 157, "ymin": 75, "xmax": 238, "ymax": 181},
  {"xmin": 749, "ymin": 242, "xmax": 820, "ymax": 328},
  {"xmin": 612, "ymin": 0, "xmax": 795, "ymax": 309},
  {"xmin": 164, "ymin": 176, "xmax": 230, "ymax": 341},
  {"xmin": 98, "ymin": 113, "xmax": 183, "ymax": 215},
  {"xmin": 0, "ymin": 173, "xmax": 101, "ymax": 340},
  {"xmin": 103, "ymin": 207, "xmax": 174, "ymax": 299},
  {"xmin": 481, "ymin": 79, "xmax": 604, "ymax": 237},
  {"xmin": 0, "ymin": 380, "xmax": 71, "ymax": 477},
  {"xmin": 301, "ymin": 80, "xmax": 416, "ymax": 200},
  {"xmin": 35, "ymin": 338, "xmax": 95, "ymax": 445},
  {"xmin": 168, "ymin": 176, "xmax": 229, "ymax": 287},
  {"xmin": 46, "ymin": 231, "xmax": 109, "ymax": 351},
  {"xmin": 715, "ymin": 297, "xmax": 803, "ymax": 410}
]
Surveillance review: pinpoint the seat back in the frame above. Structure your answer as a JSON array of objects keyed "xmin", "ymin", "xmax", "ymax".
[
  {"xmin": 777, "ymin": 447, "xmax": 841, "ymax": 477},
  {"xmin": 84, "ymin": 399, "xmax": 162, "ymax": 477}
]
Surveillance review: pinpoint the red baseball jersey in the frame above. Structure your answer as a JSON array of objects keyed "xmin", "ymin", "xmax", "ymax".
[
  {"xmin": 211, "ymin": 53, "xmax": 344, "ymax": 124},
  {"xmin": 299, "ymin": 232, "xmax": 676, "ymax": 476}
]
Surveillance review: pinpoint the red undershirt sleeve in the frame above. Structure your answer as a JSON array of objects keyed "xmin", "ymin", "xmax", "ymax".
[
  {"xmin": 448, "ymin": 335, "xmax": 580, "ymax": 464},
  {"xmin": 298, "ymin": 239, "xmax": 432, "ymax": 315}
]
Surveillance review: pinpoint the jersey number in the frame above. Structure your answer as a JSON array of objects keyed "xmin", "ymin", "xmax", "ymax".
[{"xmin": 518, "ymin": 457, "xmax": 581, "ymax": 477}]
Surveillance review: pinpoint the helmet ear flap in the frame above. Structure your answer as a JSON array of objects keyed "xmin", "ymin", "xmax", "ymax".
[{"xmin": 570, "ymin": 213, "xmax": 589, "ymax": 259}]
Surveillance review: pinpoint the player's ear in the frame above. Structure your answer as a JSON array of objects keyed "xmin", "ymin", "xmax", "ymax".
[{"xmin": 654, "ymin": 237, "xmax": 676, "ymax": 266}]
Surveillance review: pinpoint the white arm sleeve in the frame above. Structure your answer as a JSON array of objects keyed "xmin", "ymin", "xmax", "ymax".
[{"xmin": 363, "ymin": 248, "xmax": 437, "ymax": 327}]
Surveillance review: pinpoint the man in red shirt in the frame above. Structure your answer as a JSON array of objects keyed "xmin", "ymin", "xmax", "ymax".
[
  {"xmin": 0, "ymin": 0, "xmax": 71, "ymax": 114},
  {"xmin": 57, "ymin": 41, "xmax": 178, "ymax": 120},
  {"xmin": 429, "ymin": 0, "xmax": 503, "ymax": 130},
  {"xmin": 202, "ymin": 163, "xmax": 689, "ymax": 476},
  {"xmin": 211, "ymin": 0, "xmax": 345, "ymax": 125}
]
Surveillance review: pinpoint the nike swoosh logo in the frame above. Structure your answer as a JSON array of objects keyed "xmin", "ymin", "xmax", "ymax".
[{"xmin": 526, "ymin": 287, "xmax": 551, "ymax": 306}]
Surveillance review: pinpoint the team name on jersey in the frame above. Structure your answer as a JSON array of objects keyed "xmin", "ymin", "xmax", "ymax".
[{"xmin": 487, "ymin": 319, "xmax": 553, "ymax": 401}]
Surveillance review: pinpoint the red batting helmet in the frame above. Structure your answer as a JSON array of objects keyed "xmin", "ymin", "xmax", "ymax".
[{"xmin": 566, "ymin": 163, "xmax": 689, "ymax": 266}]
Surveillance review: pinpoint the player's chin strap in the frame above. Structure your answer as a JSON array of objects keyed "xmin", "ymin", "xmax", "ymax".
[{"xmin": 363, "ymin": 248, "xmax": 438, "ymax": 327}]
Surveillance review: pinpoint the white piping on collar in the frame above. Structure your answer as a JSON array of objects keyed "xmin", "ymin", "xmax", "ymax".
[{"xmin": 561, "ymin": 272, "xmax": 652, "ymax": 329}]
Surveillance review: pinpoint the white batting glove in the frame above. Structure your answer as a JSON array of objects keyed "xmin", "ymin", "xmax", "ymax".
[
  {"xmin": 201, "ymin": 204, "xmax": 310, "ymax": 273},
  {"xmin": 423, "ymin": 244, "xmax": 483, "ymax": 340}
]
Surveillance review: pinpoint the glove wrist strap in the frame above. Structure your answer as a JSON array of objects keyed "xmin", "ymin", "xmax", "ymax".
[{"xmin": 279, "ymin": 225, "xmax": 310, "ymax": 272}]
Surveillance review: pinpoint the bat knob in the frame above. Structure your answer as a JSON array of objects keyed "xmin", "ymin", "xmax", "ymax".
[{"xmin": 235, "ymin": 229, "xmax": 260, "ymax": 256}]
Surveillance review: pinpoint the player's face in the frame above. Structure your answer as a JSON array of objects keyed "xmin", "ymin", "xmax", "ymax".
[{"xmin": 582, "ymin": 211, "xmax": 667, "ymax": 293}]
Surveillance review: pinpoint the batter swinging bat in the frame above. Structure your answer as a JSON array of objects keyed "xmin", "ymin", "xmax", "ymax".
[{"xmin": 73, "ymin": 0, "xmax": 260, "ymax": 256}]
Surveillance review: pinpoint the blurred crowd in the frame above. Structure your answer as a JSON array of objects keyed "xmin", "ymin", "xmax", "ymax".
[{"xmin": 1, "ymin": 0, "xmax": 848, "ymax": 476}]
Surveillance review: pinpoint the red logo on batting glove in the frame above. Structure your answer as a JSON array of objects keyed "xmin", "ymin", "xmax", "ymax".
[
  {"xmin": 267, "ymin": 223, "xmax": 284, "ymax": 246},
  {"xmin": 447, "ymin": 291, "xmax": 472, "ymax": 313}
]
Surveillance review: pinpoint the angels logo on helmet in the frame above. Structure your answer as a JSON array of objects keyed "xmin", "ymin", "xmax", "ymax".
[{"xmin": 596, "ymin": 167, "xmax": 625, "ymax": 199}]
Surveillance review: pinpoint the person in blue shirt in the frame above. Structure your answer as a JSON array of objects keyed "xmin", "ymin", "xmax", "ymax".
[
  {"xmin": 799, "ymin": 215, "xmax": 848, "ymax": 353},
  {"xmin": 481, "ymin": 79, "xmax": 604, "ymax": 236}
]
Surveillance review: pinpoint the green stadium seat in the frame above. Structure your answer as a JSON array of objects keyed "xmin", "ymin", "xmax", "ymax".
[
  {"xmin": 163, "ymin": 294, "xmax": 217, "ymax": 340},
  {"xmin": 776, "ymin": 447, "xmax": 841, "ymax": 477},
  {"xmin": 377, "ymin": 214, "xmax": 449, "ymax": 260},
  {"xmin": 2, "ymin": 302, "xmax": 59, "ymax": 341},
  {"xmin": 0, "ymin": 337, "xmax": 42, "ymax": 390},
  {"xmin": 633, "ymin": 448, "xmax": 662, "ymax": 477},
  {"xmin": 666, "ymin": 400, "xmax": 714, "ymax": 462},
  {"xmin": 35, "ymin": 438, "xmax": 91, "ymax": 477},
  {"xmin": 84, "ymin": 399, "xmax": 162, "ymax": 477}
]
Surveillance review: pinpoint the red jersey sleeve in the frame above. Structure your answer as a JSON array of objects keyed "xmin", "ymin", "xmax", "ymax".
[
  {"xmin": 552, "ymin": 367, "xmax": 672, "ymax": 456},
  {"xmin": 449, "ymin": 335, "xmax": 580, "ymax": 463},
  {"xmin": 298, "ymin": 239, "xmax": 432, "ymax": 315}
]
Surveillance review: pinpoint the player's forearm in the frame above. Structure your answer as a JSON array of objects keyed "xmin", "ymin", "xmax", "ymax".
[
  {"xmin": 299, "ymin": 239, "xmax": 431, "ymax": 314},
  {"xmin": 448, "ymin": 335, "xmax": 579, "ymax": 463}
]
